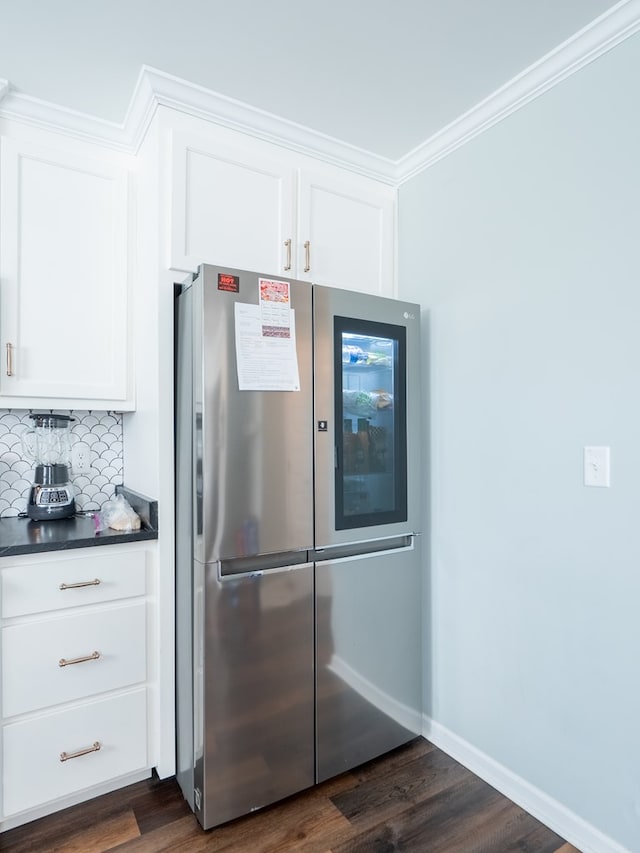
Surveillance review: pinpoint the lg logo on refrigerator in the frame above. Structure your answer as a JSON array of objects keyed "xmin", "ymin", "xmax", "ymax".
[{"xmin": 403, "ymin": 311, "xmax": 416, "ymax": 320}]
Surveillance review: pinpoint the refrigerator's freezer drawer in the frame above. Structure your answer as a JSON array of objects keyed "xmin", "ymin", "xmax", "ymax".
[
  {"xmin": 195, "ymin": 560, "xmax": 315, "ymax": 829},
  {"xmin": 315, "ymin": 542, "xmax": 422, "ymax": 783}
]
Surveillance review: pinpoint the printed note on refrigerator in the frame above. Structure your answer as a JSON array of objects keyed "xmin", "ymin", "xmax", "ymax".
[
  {"xmin": 259, "ymin": 278, "xmax": 291, "ymax": 338},
  {"xmin": 235, "ymin": 303, "xmax": 300, "ymax": 391}
]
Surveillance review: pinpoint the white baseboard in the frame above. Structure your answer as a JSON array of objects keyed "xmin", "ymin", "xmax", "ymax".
[{"xmin": 423, "ymin": 716, "xmax": 629, "ymax": 853}]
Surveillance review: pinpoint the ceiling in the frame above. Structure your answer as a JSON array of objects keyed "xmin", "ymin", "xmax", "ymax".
[{"xmin": 0, "ymin": 0, "xmax": 622, "ymax": 160}]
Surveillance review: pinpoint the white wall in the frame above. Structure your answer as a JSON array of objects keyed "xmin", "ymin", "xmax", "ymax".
[{"xmin": 398, "ymin": 33, "xmax": 640, "ymax": 853}]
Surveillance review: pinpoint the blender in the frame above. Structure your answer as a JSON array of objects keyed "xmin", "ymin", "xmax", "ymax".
[{"xmin": 22, "ymin": 413, "xmax": 76, "ymax": 520}]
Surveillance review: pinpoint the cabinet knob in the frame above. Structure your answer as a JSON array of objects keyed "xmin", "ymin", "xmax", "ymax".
[{"xmin": 304, "ymin": 240, "xmax": 311, "ymax": 273}]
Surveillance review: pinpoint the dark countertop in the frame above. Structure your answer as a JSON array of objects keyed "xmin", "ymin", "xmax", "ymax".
[{"xmin": 0, "ymin": 487, "xmax": 158, "ymax": 558}]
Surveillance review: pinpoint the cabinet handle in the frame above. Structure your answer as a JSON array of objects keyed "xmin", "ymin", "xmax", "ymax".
[
  {"xmin": 5, "ymin": 343, "xmax": 13, "ymax": 377},
  {"xmin": 59, "ymin": 650, "xmax": 101, "ymax": 668},
  {"xmin": 304, "ymin": 240, "xmax": 311, "ymax": 272},
  {"xmin": 284, "ymin": 238, "xmax": 292, "ymax": 271},
  {"xmin": 60, "ymin": 741, "xmax": 101, "ymax": 762},
  {"xmin": 59, "ymin": 578, "xmax": 101, "ymax": 590}
]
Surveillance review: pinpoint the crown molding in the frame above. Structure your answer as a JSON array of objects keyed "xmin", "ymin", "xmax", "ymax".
[
  {"xmin": 395, "ymin": 0, "xmax": 640, "ymax": 184},
  {"xmin": 124, "ymin": 66, "xmax": 397, "ymax": 182},
  {"xmin": 0, "ymin": 0, "xmax": 638, "ymax": 182},
  {"xmin": 0, "ymin": 86, "xmax": 132, "ymax": 153}
]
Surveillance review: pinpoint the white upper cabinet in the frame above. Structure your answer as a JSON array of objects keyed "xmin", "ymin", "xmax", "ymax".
[
  {"xmin": 0, "ymin": 132, "xmax": 134, "ymax": 410},
  {"xmin": 169, "ymin": 127, "xmax": 396, "ymax": 296},
  {"xmin": 297, "ymin": 168, "xmax": 394, "ymax": 295},
  {"xmin": 170, "ymin": 131, "xmax": 295, "ymax": 276}
]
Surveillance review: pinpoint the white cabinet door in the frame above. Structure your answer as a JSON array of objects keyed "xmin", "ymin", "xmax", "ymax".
[
  {"xmin": 298, "ymin": 168, "xmax": 395, "ymax": 296},
  {"xmin": 1, "ymin": 549, "xmax": 146, "ymax": 618},
  {"xmin": 169, "ymin": 128, "xmax": 396, "ymax": 296},
  {"xmin": 2, "ymin": 601, "xmax": 146, "ymax": 717},
  {"xmin": 170, "ymin": 131, "xmax": 295, "ymax": 275},
  {"xmin": 3, "ymin": 688, "xmax": 147, "ymax": 816},
  {"xmin": 0, "ymin": 136, "xmax": 133, "ymax": 408}
]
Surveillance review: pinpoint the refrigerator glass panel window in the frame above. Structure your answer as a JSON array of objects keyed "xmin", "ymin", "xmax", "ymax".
[{"xmin": 334, "ymin": 317, "xmax": 407, "ymax": 530}]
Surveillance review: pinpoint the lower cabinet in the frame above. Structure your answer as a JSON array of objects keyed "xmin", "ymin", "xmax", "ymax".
[
  {"xmin": 3, "ymin": 689, "xmax": 147, "ymax": 815},
  {"xmin": 2, "ymin": 602, "xmax": 146, "ymax": 718},
  {"xmin": 0, "ymin": 545, "xmax": 152, "ymax": 826}
]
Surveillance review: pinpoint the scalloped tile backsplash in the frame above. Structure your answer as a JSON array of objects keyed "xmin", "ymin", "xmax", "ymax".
[{"xmin": 0, "ymin": 410, "xmax": 123, "ymax": 517}]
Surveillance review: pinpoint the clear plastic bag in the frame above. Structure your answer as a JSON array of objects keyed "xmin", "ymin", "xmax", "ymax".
[{"xmin": 101, "ymin": 494, "xmax": 141, "ymax": 531}]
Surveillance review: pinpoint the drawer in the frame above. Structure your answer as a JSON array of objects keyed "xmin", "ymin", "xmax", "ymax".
[
  {"xmin": 1, "ymin": 549, "xmax": 146, "ymax": 618},
  {"xmin": 3, "ymin": 688, "xmax": 147, "ymax": 816},
  {"xmin": 2, "ymin": 602, "xmax": 146, "ymax": 717}
]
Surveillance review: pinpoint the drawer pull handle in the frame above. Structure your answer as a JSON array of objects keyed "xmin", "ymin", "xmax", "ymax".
[
  {"xmin": 6, "ymin": 342, "xmax": 14, "ymax": 376},
  {"xmin": 59, "ymin": 578, "xmax": 101, "ymax": 590},
  {"xmin": 304, "ymin": 240, "xmax": 311, "ymax": 272},
  {"xmin": 59, "ymin": 650, "xmax": 101, "ymax": 668},
  {"xmin": 284, "ymin": 238, "xmax": 292, "ymax": 271},
  {"xmin": 60, "ymin": 741, "xmax": 101, "ymax": 762}
]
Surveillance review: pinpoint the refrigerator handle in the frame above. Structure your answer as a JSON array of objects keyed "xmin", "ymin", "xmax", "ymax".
[{"xmin": 219, "ymin": 550, "xmax": 312, "ymax": 578}]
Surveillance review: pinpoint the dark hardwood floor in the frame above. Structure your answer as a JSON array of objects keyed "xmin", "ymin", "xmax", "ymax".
[{"xmin": 1, "ymin": 738, "xmax": 581, "ymax": 852}]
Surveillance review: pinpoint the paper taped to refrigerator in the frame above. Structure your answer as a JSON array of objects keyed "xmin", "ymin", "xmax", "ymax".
[
  {"xmin": 259, "ymin": 278, "xmax": 291, "ymax": 338},
  {"xmin": 234, "ymin": 302, "xmax": 300, "ymax": 391}
]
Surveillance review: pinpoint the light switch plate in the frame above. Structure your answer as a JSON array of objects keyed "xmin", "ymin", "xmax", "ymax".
[{"xmin": 584, "ymin": 446, "xmax": 610, "ymax": 487}]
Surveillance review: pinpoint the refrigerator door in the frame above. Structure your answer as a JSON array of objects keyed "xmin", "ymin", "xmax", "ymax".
[
  {"xmin": 313, "ymin": 286, "xmax": 421, "ymax": 548},
  {"xmin": 315, "ymin": 539, "xmax": 422, "ymax": 782},
  {"xmin": 193, "ymin": 265, "xmax": 314, "ymax": 563},
  {"xmin": 195, "ymin": 560, "xmax": 315, "ymax": 829}
]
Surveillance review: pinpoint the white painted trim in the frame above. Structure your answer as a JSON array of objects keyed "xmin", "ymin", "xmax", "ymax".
[
  {"xmin": 0, "ymin": 90, "xmax": 130, "ymax": 152},
  {"xmin": 423, "ymin": 716, "xmax": 631, "ymax": 853},
  {"xmin": 121, "ymin": 66, "xmax": 158, "ymax": 153},
  {"xmin": 396, "ymin": 0, "xmax": 640, "ymax": 183},
  {"xmin": 127, "ymin": 66, "xmax": 397, "ymax": 183},
  {"xmin": 123, "ymin": 0, "xmax": 640, "ymax": 183},
  {"xmin": 0, "ymin": 0, "xmax": 638, "ymax": 181},
  {"xmin": 329, "ymin": 655, "xmax": 422, "ymax": 733}
]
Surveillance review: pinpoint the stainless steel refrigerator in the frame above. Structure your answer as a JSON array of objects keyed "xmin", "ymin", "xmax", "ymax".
[{"xmin": 175, "ymin": 263, "xmax": 422, "ymax": 830}]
